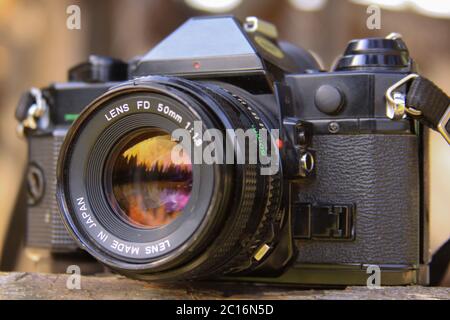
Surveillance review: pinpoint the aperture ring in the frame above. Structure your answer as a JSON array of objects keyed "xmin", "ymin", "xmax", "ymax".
[{"xmin": 212, "ymin": 87, "xmax": 283, "ymax": 275}]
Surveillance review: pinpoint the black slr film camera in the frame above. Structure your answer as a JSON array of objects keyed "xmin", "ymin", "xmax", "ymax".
[{"xmin": 16, "ymin": 16, "xmax": 450, "ymax": 285}]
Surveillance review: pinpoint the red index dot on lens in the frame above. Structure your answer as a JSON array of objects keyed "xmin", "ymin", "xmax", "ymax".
[
  {"xmin": 276, "ymin": 139, "xmax": 283, "ymax": 149},
  {"xmin": 193, "ymin": 62, "xmax": 200, "ymax": 69}
]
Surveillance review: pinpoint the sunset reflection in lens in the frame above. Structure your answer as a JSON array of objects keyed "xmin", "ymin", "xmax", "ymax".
[{"xmin": 110, "ymin": 129, "xmax": 192, "ymax": 228}]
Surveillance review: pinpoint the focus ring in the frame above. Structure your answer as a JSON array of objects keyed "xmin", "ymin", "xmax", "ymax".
[
  {"xmin": 214, "ymin": 88, "xmax": 283, "ymax": 275},
  {"xmin": 175, "ymin": 82, "xmax": 280, "ymax": 278}
]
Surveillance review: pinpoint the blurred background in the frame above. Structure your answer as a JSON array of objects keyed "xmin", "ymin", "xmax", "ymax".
[{"xmin": 0, "ymin": 0, "xmax": 449, "ymax": 284}]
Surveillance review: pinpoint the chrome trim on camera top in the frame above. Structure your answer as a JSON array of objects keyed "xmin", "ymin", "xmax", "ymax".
[
  {"xmin": 17, "ymin": 87, "xmax": 49, "ymax": 137},
  {"xmin": 386, "ymin": 73, "xmax": 422, "ymax": 120}
]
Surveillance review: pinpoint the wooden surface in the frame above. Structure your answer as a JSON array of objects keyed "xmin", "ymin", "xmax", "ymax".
[{"xmin": 0, "ymin": 272, "xmax": 449, "ymax": 300}]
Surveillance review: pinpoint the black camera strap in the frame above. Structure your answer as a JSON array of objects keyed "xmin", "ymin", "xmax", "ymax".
[
  {"xmin": 407, "ymin": 76, "xmax": 450, "ymax": 134},
  {"xmin": 386, "ymin": 74, "xmax": 450, "ymax": 144}
]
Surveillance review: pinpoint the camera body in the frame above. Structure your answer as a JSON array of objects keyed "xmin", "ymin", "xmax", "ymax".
[{"xmin": 18, "ymin": 16, "xmax": 427, "ymax": 285}]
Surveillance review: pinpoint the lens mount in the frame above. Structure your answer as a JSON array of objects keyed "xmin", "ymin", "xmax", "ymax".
[{"xmin": 57, "ymin": 76, "xmax": 282, "ymax": 280}]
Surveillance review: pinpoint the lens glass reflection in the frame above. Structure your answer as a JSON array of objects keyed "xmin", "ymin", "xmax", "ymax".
[{"xmin": 110, "ymin": 129, "xmax": 192, "ymax": 228}]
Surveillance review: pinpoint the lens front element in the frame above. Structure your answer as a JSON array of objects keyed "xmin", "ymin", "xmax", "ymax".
[{"xmin": 108, "ymin": 129, "xmax": 192, "ymax": 229}]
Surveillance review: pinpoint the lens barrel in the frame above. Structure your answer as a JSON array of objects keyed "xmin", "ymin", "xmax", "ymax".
[{"xmin": 57, "ymin": 76, "xmax": 282, "ymax": 280}]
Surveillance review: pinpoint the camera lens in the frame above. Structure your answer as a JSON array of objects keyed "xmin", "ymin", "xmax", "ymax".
[
  {"xmin": 57, "ymin": 76, "xmax": 282, "ymax": 280},
  {"xmin": 106, "ymin": 129, "xmax": 192, "ymax": 229}
]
